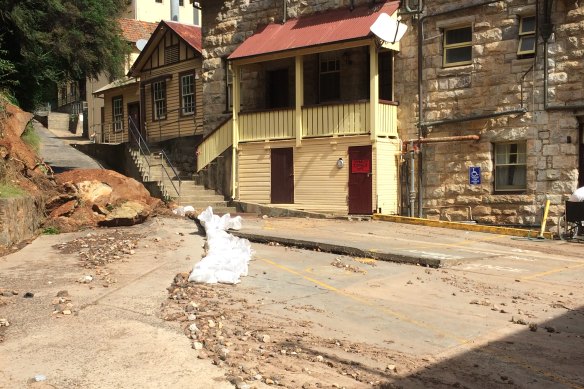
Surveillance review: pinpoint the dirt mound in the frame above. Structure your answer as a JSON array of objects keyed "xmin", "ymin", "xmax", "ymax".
[
  {"xmin": 0, "ymin": 100, "xmax": 55, "ymax": 197},
  {"xmin": 1, "ymin": 99, "xmax": 166, "ymax": 236}
]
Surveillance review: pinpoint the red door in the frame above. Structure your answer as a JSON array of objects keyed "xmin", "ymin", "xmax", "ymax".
[
  {"xmin": 271, "ymin": 148, "xmax": 294, "ymax": 204},
  {"xmin": 348, "ymin": 146, "xmax": 373, "ymax": 215}
]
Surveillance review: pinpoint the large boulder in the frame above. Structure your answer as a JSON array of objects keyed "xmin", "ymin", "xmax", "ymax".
[{"xmin": 44, "ymin": 169, "xmax": 162, "ymax": 232}]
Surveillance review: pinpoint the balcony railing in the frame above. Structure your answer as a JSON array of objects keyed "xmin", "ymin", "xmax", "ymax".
[
  {"xmin": 302, "ymin": 100, "xmax": 370, "ymax": 138},
  {"xmin": 239, "ymin": 108, "xmax": 295, "ymax": 142}
]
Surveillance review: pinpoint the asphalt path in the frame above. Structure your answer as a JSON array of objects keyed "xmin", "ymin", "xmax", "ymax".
[{"xmin": 34, "ymin": 120, "xmax": 102, "ymax": 173}]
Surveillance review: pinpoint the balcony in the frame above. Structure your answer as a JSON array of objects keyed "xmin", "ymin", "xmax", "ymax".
[{"xmin": 237, "ymin": 100, "xmax": 397, "ymax": 142}]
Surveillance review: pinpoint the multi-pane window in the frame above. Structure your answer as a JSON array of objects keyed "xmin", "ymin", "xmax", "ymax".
[
  {"xmin": 443, "ymin": 26, "xmax": 473, "ymax": 67},
  {"xmin": 181, "ymin": 73, "xmax": 195, "ymax": 115},
  {"xmin": 112, "ymin": 96, "xmax": 123, "ymax": 132},
  {"xmin": 319, "ymin": 52, "xmax": 340, "ymax": 102},
  {"xmin": 517, "ymin": 16, "xmax": 536, "ymax": 57},
  {"xmin": 494, "ymin": 142, "xmax": 527, "ymax": 191},
  {"xmin": 153, "ymin": 80, "xmax": 167, "ymax": 120}
]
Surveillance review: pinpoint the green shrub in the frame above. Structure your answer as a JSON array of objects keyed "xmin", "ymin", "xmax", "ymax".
[
  {"xmin": 21, "ymin": 122, "xmax": 40, "ymax": 152},
  {"xmin": 0, "ymin": 182, "xmax": 25, "ymax": 198},
  {"xmin": 42, "ymin": 226, "xmax": 60, "ymax": 235}
]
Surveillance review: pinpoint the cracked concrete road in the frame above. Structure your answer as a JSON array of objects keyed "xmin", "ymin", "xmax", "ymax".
[{"xmin": 0, "ymin": 217, "xmax": 231, "ymax": 389}]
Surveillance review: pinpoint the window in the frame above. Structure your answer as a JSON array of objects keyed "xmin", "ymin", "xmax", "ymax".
[
  {"xmin": 494, "ymin": 142, "xmax": 527, "ymax": 192},
  {"xmin": 518, "ymin": 16, "xmax": 536, "ymax": 57},
  {"xmin": 180, "ymin": 73, "xmax": 195, "ymax": 115},
  {"xmin": 152, "ymin": 80, "xmax": 167, "ymax": 120},
  {"xmin": 179, "ymin": 0, "xmax": 184, "ymax": 5},
  {"xmin": 155, "ymin": 0, "xmax": 162, "ymax": 3},
  {"xmin": 443, "ymin": 26, "xmax": 473, "ymax": 67},
  {"xmin": 112, "ymin": 96, "xmax": 123, "ymax": 132},
  {"xmin": 319, "ymin": 52, "xmax": 340, "ymax": 102}
]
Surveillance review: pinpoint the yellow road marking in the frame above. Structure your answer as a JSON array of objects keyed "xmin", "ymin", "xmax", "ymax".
[
  {"xmin": 521, "ymin": 263, "xmax": 584, "ymax": 281},
  {"xmin": 260, "ymin": 257, "xmax": 467, "ymax": 343},
  {"xmin": 260, "ymin": 256, "xmax": 582, "ymax": 388}
]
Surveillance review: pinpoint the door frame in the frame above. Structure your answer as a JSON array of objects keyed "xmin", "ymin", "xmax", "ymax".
[
  {"xmin": 270, "ymin": 147, "xmax": 294, "ymax": 204},
  {"xmin": 348, "ymin": 145, "xmax": 373, "ymax": 215}
]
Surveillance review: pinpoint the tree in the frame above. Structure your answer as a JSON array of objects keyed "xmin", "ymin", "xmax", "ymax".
[{"xmin": 0, "ymin": 0, "xmax": 131, "ymax": 109}]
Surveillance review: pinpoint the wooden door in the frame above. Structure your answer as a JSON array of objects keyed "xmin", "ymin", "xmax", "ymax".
[
  {"xmin": 348, "ymin": 146, "xmax": 373, "ymax": 215},
  {"xmin": 127, "ymin": 102, "xmax": 141, "ymax": 135},
  {"xmin": 271, "ymin": 148, "xmax": 294, "ymax": 204}
]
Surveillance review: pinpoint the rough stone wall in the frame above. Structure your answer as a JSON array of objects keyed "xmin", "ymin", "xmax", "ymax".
[
  {"xmin": 395, "ymin": 0, "xmax": 584, "ymax": 224},
  {"xmin": 201, "ymin": 0, "xmax": 372, "ymax": 133},
  {"xmin": 0, "ymin": 196, "xmax": 44, "ymax": 247}
]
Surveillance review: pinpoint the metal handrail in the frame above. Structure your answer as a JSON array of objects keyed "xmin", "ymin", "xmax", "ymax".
[{"xmin": 128, "ymin": 116, "xmax": 181, "ymax": 203}]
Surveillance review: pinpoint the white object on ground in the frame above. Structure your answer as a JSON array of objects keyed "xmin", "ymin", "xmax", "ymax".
[
  {"xmin": 569, "ymin": 187, "xmax": 584, "ymax": 202},
  {"xmin": 172, "ymin": 205, "xmax": 195, "ymax": 217},
  {"xmin": 188, "ymin": 207, "xmax": 252, "ymax": 284}
]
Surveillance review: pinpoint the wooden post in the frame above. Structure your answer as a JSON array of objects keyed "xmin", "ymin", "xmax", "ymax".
[
  {"xmin": 232, "ymin": 63, "xmax": 241, "ymax": 200},
  {"xmin": 295, "ymin": 55, "xmax": 304, "ymax": 147},
  {"xmin": 369, "ymin": 41, "xmax": 379, "ymax": 142}
]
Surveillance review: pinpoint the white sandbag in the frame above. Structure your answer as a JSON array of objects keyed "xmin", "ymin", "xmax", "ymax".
[
  {"xmin": 172, "ymin": 205, "xmax": 195, "ymax": 217},
  {"xmin": 188, "ymin": 206, "xmax": 253, "ymax": 285}
]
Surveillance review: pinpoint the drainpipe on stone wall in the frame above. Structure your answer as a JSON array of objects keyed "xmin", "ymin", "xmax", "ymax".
[
  {"xmin": 415, "ymin": 0, "xmax": 519, "ymax": 218},
  {"xmin": 283, "ymin": 0, "xmax": 287, "ymax": 23},
  {"xmin": 542, "ymin": 0, "xmax": 584, "ymax": 112}
]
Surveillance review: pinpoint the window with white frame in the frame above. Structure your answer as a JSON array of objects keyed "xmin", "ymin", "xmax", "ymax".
[
  {"xmin": 319, "ymin": 52, "xmax": 340, "ymax": 102},
  {"xmin": 517, "ymin": 16, "xmax": 536, "ymax": 57},
  {"xmin": 180, "ymin": 73, "xmax": 195, "ymax": 115},
  {"xmin": 443, "ymin": 26, "xmax": 473, "ymax": 67},
  {"xmin": 152, "ymin": 80, "xmax": 167, "ymax": 120},
  {"xmin": 112, "ymin": 96, "xmax": 123, "ymax": 132},
  {"xmin": 494, "ymin": 142, "xmax": 527, "ymax": 191}
]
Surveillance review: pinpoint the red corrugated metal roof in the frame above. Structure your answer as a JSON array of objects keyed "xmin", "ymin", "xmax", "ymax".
[
  {"xmin": 119, "ymin": 18, "xmax": 158, "ymax": 43},
  {"xmin": 228, "ymin": 1, "xmax": 400, "ymax": 60},
  {"xmin": 164, "ymin": 21, "xmax": 202, "ymax": 53}
]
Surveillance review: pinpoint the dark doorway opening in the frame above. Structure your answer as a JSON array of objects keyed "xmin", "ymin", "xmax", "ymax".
[{"xmin": 267, "ymin": 69, "xmax": 290, "ymax": 109}]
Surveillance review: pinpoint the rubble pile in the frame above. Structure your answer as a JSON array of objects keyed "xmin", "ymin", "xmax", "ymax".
[
  {"xmin": 162, "ymin": 273, "xmax": 410, "ymax": 389},
  {"xmin": 54, "ymin": 230, "xmax": 143, "ymax": 287}
]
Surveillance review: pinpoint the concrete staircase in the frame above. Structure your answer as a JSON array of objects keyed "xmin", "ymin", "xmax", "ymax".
[
  {"xmin": 48, "ymin": 112, "xmax": 71, "ymax": 133},
  {"xmin": 129, "ymin": 147, "xmax": 236, "ymax": 214}
]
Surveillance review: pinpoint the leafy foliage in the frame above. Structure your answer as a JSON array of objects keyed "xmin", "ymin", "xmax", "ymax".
[{"xmin": 0, "ymin": 0, "xmax": 131, "ymax": 109}]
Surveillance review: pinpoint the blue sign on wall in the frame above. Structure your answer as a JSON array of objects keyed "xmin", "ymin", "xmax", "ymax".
[{"xmin": 469, "ymin": 166, "xmax": 481, "ymax": 185}]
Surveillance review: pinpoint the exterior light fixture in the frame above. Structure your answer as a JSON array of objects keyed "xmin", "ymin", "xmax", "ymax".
[{"xmin": 337, "ymin": 158, "xmax": 344, "ymax": 168}]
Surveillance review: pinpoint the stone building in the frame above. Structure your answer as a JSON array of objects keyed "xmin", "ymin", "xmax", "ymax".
[
  {"xmin": 394, "ymin": 0, "xmax": 584, "ymax": 226},
  {"xmin": 197, "ymin": 0, "xmax": 583, "ymax": 225}
]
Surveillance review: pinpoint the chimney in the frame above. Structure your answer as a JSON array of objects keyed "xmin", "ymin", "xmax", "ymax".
[{"xmin": 171, "ymin": 0, "xmax": 179, "ymax": 21}]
